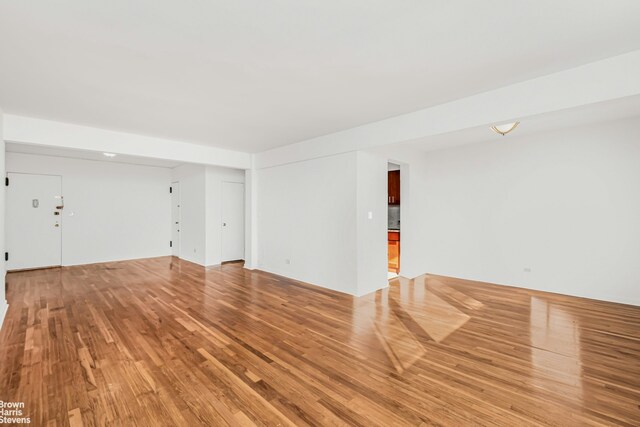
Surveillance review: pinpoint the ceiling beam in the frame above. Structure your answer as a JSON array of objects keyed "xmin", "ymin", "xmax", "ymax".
[
  {"xmin": 2, "ymin": 115, "xmax": 252, "ymax": 170},
  {"xmin": 255, "ymin": 50, "xmax": 640, "ymax": 169}
]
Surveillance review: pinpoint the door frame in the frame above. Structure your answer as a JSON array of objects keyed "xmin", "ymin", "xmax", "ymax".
[
  {"xmin": 6, "ymin": 171, "xmax": 64, "ymax": 271},
  {"xmin": 220, "ymin": 181, "xmax": 245, "ymax": 263},
  {"xmin": 171, "ymin": 181, "xmax": 181, "ymax": 257},
  {"xmin": 386, "ymin": 161, "xmax": 409, "ymax": 277}
]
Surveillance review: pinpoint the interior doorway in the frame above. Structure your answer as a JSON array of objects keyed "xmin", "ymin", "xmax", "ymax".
[
  {"xmin": 388, "ymin": 163, "xmax": 400, "ymax": 279},
  {"xmin": 6, "ymin": 172, "xmax": 63, "ymax": 271},
  {"xmin": 221, "ymin": 181, "xmax": 245, "ymax": 262},
  {"xmin": 171, "ymin": 181, "xmax": 181, "ymax": 257}
]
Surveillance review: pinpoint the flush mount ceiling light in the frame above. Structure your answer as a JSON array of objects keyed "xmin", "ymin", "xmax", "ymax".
[
  {"xmin": 103, "ymin": 152, "xmax": 117, "ymax": 157},
  {"xmin": 490, "ymin": 121, "xmax": 520, "ymax": 136}
]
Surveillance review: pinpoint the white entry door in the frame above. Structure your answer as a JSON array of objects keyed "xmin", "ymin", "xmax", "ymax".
[
  {"xmin": 221, "ymin": 182, "xmax": 244, "ymax": 262},
  {"xmin": 171, "ymin": 181, "xmax": 181, "ymax": 256},
  {"xmin": 6, "ymin": 173, "xmax": 63, "ymax": 270}
]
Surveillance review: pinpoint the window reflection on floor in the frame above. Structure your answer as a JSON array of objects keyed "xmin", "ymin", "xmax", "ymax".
[
  {"xmin": 530, "ymin": 297, "xmax": 583, "ymax": 403},
  {"xmin": 359, "ymin": 274, "xmax": 480, "ymax": 373}
]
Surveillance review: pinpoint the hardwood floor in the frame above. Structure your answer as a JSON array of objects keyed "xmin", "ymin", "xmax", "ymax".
[{"xmin": 1, "ymin": 257, "xmax": 639, "ymax": 426}]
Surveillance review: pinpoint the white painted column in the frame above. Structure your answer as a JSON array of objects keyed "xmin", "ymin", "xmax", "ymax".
[
  {"xmin": 355, "ymin": 151, "xmax": 389, "ymax": 296},
  {"xmin": 244, "ymin": 159, "xmax": 258, "ymax": 270}
]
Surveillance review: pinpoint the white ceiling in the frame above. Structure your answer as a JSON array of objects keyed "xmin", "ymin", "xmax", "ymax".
[
  {"xmin": 5, "ymin": 143, "xmax": 183, "ymax": 168},
  {"xmin": 1, "ymin": 1, "xmax": 640, "ymax": 153},
  {"xmin": 407, "ymin": 95, "xmax": 640, "ymax": 152}
]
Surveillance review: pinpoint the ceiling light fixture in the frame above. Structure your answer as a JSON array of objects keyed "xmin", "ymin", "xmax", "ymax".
[
  {"xmin": 103, "ymin": 152, "xmax": 117, "ymax": 157},
  {"xmin": 490, "ymin": 121, "xmax": 520, "ymax": 136}
]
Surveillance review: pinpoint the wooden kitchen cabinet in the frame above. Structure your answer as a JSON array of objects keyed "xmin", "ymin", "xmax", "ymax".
[
  {"xmin": 388, "ymin": 231, "xmax": 400, "ymax": 273},
  {"xmin": 388, "ymin": 170, "xmax": 400, "ymax": 205}
]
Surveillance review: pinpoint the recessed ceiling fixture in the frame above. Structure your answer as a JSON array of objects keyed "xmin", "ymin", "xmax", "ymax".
[
  {"xmin": 103, "ymin": 152, "xmax": 117, "ymax": 157},
  {"xmin": 490, "ymin": 121, "xmax": 520, "ymax": 136}
]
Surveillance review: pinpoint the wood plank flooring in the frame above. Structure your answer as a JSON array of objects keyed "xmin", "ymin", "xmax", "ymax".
[{"xmin": 0, "ymin": 256, "xmax": 639, "ymax": 426}]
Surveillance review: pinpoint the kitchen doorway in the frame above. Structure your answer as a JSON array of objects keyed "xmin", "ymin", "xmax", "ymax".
[{"xmin": 388, "ymin": 163, "xmax": 400, "ymax": 279}]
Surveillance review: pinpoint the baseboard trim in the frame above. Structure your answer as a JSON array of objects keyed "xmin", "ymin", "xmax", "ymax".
[
  {"xmin": 221, "ymin": 259, "xmax": 244, "ymax": 265},
  {"xmin": 413, "ymin": 271, "xmax": 640, "ymax": 308},
  {"xmin": 7, "ymin": 265, "xmax": 61, "ymax": 273}
]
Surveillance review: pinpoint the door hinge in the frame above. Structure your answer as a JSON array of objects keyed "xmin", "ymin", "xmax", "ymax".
[
  {"xmin": 4, "ymin": 252, "xmax": 8, "ymax": 261},
  {"xmin": 169, "ymin": 186, "xmax": 172, "ymax": 194},
  {"xmin": 170, "ymin": 241, "xmax": 172, "ymax": 248},
  {"xmin": 5, "ymin": 177, "xmax": 8, "ymax": 187}
]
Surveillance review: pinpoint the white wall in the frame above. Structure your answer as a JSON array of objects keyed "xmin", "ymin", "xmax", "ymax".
[
  {"xmin": 254, "ymin": 151, "xmax": 391, "ymax": 297},
  {"xmin": 244, "ymin": 167, "xmax": 258, "ymax": 270},
  {"xmin": 257, "ymin": 152, "xmax": 359, "ymax": 294},
  {"xmin": 205, "ymin": 166, "xmax": 244, "ymax": 266},
  {"xmin": 375, "ymin": 117, "xmax": 640, "ymax": 306},
  {"xmin": 6, "ymin": 153, "xmax": 172, "ymax": 266},
  {"xmin": 355, "ymin": 151, "xmax": 388, "ymax": 296},
  {"xmin": 172, "ymin": 164, "xmax": 206, "ymax": 265},
  {"xmin": 172, "ymin": 164, "xmax": 245, "ymax": 266},
  {"xmin": 0, "ymin": 110, "xmax": 7, "ymax": 325}
]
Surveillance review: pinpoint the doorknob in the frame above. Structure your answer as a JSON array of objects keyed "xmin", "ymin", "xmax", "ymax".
[
  {"xmin": 223, "ymin": 223, "xmax": 226, "ymax": 226},
  {"xmin": 54, "ymin": 223, "xmax": 60, "ymax": 227}
]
